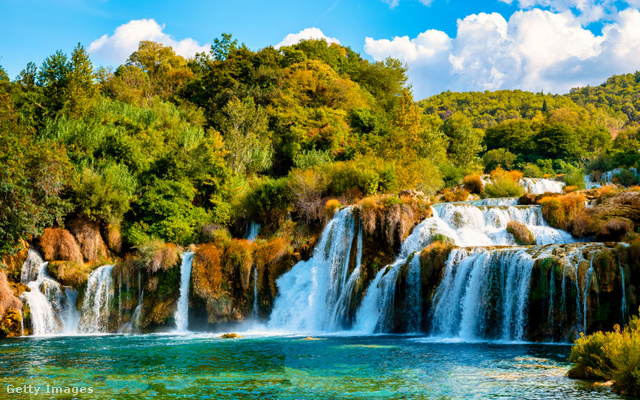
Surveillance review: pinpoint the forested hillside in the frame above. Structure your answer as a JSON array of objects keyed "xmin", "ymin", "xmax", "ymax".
[{"xmin": 1, "ymin": 36, "xmax": 640, "ymax": 258}]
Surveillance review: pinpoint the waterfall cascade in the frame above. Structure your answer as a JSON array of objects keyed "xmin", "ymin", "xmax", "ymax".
[
  {"xmin": 19, "ymin": 249, "xmax": 81, "ymax": 335},
  {"xmin": 268, "ymin": 207, "xmax": 363, "ymax": 332},
  {"xmin": 252, "ymin": 267, "xmax": 259, "ymax": 319},
  {"xmin": 246, "ymin": 222, "xmax": 261, "ymax": 241},
  {"xmin": 78, "ymin": 265, "xmax": 115, "ymax": 333},
  {"xmin": 519, "ymin": 178, "xmax": 565, "ymax": 194},
  {"xmin": 175, "ymin": 252, "xmax": 195, "ymax": 332}
]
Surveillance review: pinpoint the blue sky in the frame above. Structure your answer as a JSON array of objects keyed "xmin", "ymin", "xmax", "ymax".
[{"xmin": 2, "ymin": 0, "xmax": 640, "ymax": 99}]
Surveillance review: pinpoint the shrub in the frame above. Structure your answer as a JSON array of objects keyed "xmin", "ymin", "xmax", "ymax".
[
  {"xmin": 136, "ymin": 239, "xmax": 179, "ymax": 274},
  {"xmin": 523, "ymin": 164, "xmax": 544, "ymax": 178},
  {"xmin": 540, "ymin": 193, "xmax": 586, "ymax": 230},
  {"xmin": 66, "ymin": 216, "xmax": 109, "ymax": 262},
  {"xmin": 590, "ymin": 170, "xmax": 603, "ymax": 182},
  {"xmin": 572, "ymin": 209, "xmax": 599, "ymax": 238},
  {"xmin": 440, "ymin": 188, "xmax": 470, "ymax": 202},
  {"xmin": 39, "ymin": 227, "xmax": 83, "ymax": 264},
  {"xmin": 506, "ymin": 221, "xmax": 535, "ymax": 245},
  {"xmin": 614, "ymin": 169, "xmax": 640, "ymax": 187},
  {"xmin": 325, "ymin": 199, "xmax": 341, "ymax": 218},
  {"xmin": 485, "ymin": 177, "xmax": 524, "ymax": 198},
  {"xmin": 599, "ymin": 218, "xmax": 632, "ymax": 240},
  {"xmin": 438, "ymin": 162, "xmax": 466, "ymax": 188},
  {"xmin": 564, "ymin": 169, "xmax": 586, "ymax": 189},
  {"xmin": 569, "ymin": 310, "xmax": 640, "ymax": 396},
  {"xmin": 192, "ymin": 243, "xmax": 224, "ymax": 300},
  {"xmin": 482, "ymin": 148, "xmax": 516, "ymax": 172},
  {"xmin": 0, "ymin": 271, "xmax": 21, "ymax": 322},
  {"xmin": 234, "ymin": 177, "xmax": 292, "ymax": 230},
  {"xmin": 321, "ymin": 156, "xmax": 399, "ymax": 198},
  {"xmin": 293, "ymin": 149, "xmax": 333, "ymax": 170},
  {"xmin": 398, "ymin": 159, "xmax": 444, "ymax": 196},
  {"xmin": 288, "ymin": 169, "xmax": 327, "ymax": 223},
  {"xmin": 463, "ymin": 174, "xmax": 484, "ymax": 195}
]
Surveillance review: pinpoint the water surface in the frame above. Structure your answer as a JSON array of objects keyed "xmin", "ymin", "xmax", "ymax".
[{"xmin": 0, "ymin": 334, "xmax": 622, "ymax": 399}]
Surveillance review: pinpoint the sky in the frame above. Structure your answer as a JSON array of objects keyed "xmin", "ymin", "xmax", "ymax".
[{"xmin": 2, "ymin": 0, "xmax": 640, "ymax": 100}]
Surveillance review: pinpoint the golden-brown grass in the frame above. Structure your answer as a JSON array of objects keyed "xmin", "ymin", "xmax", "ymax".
[
  {"xmin": 39, "ymin": 227, "xmax": 83, "ymax": 264},
  {"xmin": 137, "ymin": 240, "xmax": 179, "ymax": 274},
  {"xmin": 67, "ymin": 216, "xmax": 109, "ymax": 262},
  {"xmin": 0, "ymin": 270, "xmax": 22, "ymax": 321},
  {"xmin": 192, "ymin": 243, "xmax": 224, "ymax": 300},
  {"xmin": 506, "ymin": 221, "xmax": 536, "ymax": 245},
  {"xmin": 463, "ymin": 174, "xmax": 484, "ymax": 195}
]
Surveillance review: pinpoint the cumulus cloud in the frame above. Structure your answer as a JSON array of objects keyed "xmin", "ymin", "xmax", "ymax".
[
  {"xmin": 275, "ymin": 28, "xmax": 340, "ymax": 49},
  {"xmin": 88, "ymin": 19, "xmax": 209, "ymax": 65},
  {"xmin": 364, "ymin": 7, "xmax": 640, "ymax": 99}
]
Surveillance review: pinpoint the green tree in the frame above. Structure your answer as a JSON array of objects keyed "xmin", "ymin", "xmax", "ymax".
[
  {"xmin": 216, "ymin": 97, "xmax": 271, "ymax": 174},
  {"xmin": 64, "ymin": 43, "xmax": 98, "ymax": 116},
  {"xmin": 37, "ymin": 50, "xmax": 70, "ymax": 112},
  {"xmin": 212, "ymin": 33, "xmax": 238, "ymax": 61},
  {"xmin": 443, "ymin": 113, "xmax": 484, "ymax": 168}
]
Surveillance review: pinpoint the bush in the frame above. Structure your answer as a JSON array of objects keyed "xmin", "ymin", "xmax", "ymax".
[
  {"xmin": 482, "ymin": 148, "xmax": 516, "ymax": 172},
  {"xmin": 136, "ymin": 239, "xmax": 179, "ymax": 274},
  {"xmin": 440, "ymin": 188, "xmax": 470, "ymax": 202},
  {"xmin": 569, "ymin": 310, "xmax": 640, "ymax": 396},
  {"xmin": 614, "ymin": 169, "xmax": 640, "ymax": 187},
  {"xmin": 321, "ymin": 157, "xmax": 399, "ymax": 198},
  {"xmin": 192, "ymin": 243, "xmax": 224, "ymax": 301},
  {"xmin": 325, "ymin": 199, "xmax": 341, "ymax": 218},
  {"xmin": 463, "ymin": 174, "xmax": 484, "ymax": 195},
  {"xmin": 293, "ymin": 149, "xmax": 333, "ymax": 170},
  {"xmin": 288, "ymin": 169, "xmax": 327, "ymax": 222},
  {"xmin": 438, "ymin": 162, "xmax": 466, "ymax": 188},
  {"xmin": 564, "ymin": 169, "xmax": 586, "ymax": 190},
  {"xmin": 485, "ymin": 168, "xmax": 525, "ymax": 198},
  {"xmin": 539, "ymin": 193, "xmax": 586, "ymax": 230},
  {"xmin": 39, "ymin": 227, "xmax": 83, "ymax": 264},
  {"xmin": 599, "ymin": 218, "xmax": 632, "ymax": 240},
  {"xmin": 506, "ymin": 221, "xmax": 535, "ymax": 245},
  {"xmin": 523, "ymin": 164, "xmax": 544, "ymax": 178}
]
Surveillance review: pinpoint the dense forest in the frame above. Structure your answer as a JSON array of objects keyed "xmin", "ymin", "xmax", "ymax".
[{"xmin": 3, "ymin": 36, "xmax": 640, "ymax": 260}]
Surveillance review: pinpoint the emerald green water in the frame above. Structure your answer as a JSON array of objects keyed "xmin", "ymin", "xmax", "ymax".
[{"xmin": 0, "ymin": 334, "xmax": 623, "ymax": 399}]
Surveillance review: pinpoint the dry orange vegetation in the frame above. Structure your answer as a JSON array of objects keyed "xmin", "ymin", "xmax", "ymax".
[
  {"xmin": 39, "ymin": 227, "xmax": 83, "ymax": 264},
  {"xmin": 462, "ymin": 174, "xmax": 484, "ymax": 195}
]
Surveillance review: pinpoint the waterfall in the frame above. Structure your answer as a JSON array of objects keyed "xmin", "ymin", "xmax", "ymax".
[
  {"xmin": 268, "ymin": 207, "xmax": 361, "ymax": 332},
  {"xmin": 132, "ymin": 290, "xmax": 144, "ymax": 332},
  {"xmin": 519, "ymin": 178, "xmax": 565, "ymax": 194},
  {"xmin": 430, "ymin": 248, "xmax": 536, "ymax": 341},
  {"xmin": 19, "ymin": 249, "xmax": 81, "ymax": 336},
  {"xmin": 246, "ymin": 222, "xmax": 261, "ymax": 241},
  {"xmin": 78, "ymin": 265, "xmax": 115, "ymax": 333},
  {"xmin": 404, "ymin": 255, "xmax": 423, "ymax": 333},
  {"xmin": 400, "ymin": 203, "xmax": 574, "ymax": 250},
  {"xmin": 175, "ymin": 252, "xmax": 194, "ymax": 332},
  {"xmin": 20, "ymin": 310, "xmax": 24, "ymax": 336},
  {"xmin": 118, "ymin": 269, "xmax": 123, "ymax": 325},
  {"xmin": 583, "ymin": 255, "xmax": 597, "ymax": 333},
  {"xmin": 252, "ymin": 267, "xmax": 259, "ymax": 319},
  {"xmin": 619, "ymin": 260, "xmax": 628, "ymax": 322}
]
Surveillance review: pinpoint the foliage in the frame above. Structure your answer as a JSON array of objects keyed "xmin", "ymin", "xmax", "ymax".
[
  {"xmin": 506, "ymin": 221, "xmax": 535, "ymax": 245},
  {"xmin": 613, "ymin": 169, "xmax": 640, "ymax": 187},
  {"xmin": 564, "ymin": 169, "xmax": 586, "ymax": 190},
  {"xmin": 569, "ymin": 309, "xmax": 640, "ymax": 396},
  {"xmin": 522, "ymin": 163, "xmax": 544, "ymax": 178},
  {"xmin": 462, "ymin": 174, "xmax": 484, "ymax": 195},
  {"xmin": 484, "ymin": 168, "xmax": 525, "ymax": 198},
  {"xmin": 482, "ymin": 148, "xmax": 516, "ymax": 172}
]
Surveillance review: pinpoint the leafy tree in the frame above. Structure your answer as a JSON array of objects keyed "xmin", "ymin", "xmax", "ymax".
[
  {"xmin": 483, "ymin": 148, "xmax": 516, "ymax": 172},
  {"xmin": 64, "ymin": 43, "xmax": 98, "ymax": 116},
  {"xmin": 443, "ymin": 113, "xmax": 484, "ymax": 168},
  {"xmin": 534, "ymin": 122, "xmax": 581, "ymax": 160},
  {"xmin": 216, "ymin": 97, "xmax": 271, "ymax": 174},
  {"xmin": 37, "ymin": 50, "xmax": 70, "ymax": 112},
  {"xmin": 212, "ymin": 33, "xmax": 239, "ymax": 61}
]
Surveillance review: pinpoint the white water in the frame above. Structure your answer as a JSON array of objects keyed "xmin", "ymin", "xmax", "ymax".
[
  {"xmin": 520, "ymin": 178, "xmax": 565, "ymax": 194},
  {"xmin": 19, "ymin": 249, "xmax": 81, "ymax": 335},
  {"xmin": 430, "ymin": 248, "xmax": 536, "ymax": 341},
  {"xmin": 246, "ymin": 222, "xmax": 261, "ymax": 241},
  {"xmin": 175, "ymin": 252, "xmax": 195, "ymax": 332},
  {"xmin": 619, "ymin": 261, "xmax": 628, "ymax": 322},
  {"xmin": 78, "ymin": 265, "xmax": 115, "ymax": 333},
  {"xmin": 404, "ymin": 255, "xmax": 423, "ymax": 333},
  {"xmin": 252, "ymin": 267, "xmax": 259, "ymax": 319},
  {"xmin": 399, "ymin": 203, "xmax": 574, "ymax": 250},
  {"xmin": 268, "ymin": 207, "xmax": 361, "ymax": 332}
]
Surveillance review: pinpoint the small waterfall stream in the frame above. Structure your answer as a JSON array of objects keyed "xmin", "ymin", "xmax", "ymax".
[
  {"xmin": 19, "ymin": 249, "xmax": 81, "ymax": 335},
  {"xmin": 79, "ymin": 265, "xmax": 115, "ymax": 333},
  {"xmin": 175, "ymin": 252, "xmax": 195, "ymax": 332},
  {"xmin": 252, "ymin": 267, "xmax": 259, "ymax": 319}
]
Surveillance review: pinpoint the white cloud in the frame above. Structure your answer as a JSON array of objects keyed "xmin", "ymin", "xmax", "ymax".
[
  {"xmin": 275, "ymin": 28, "xmax": 340, "ymax": 49},
  {"xmin": 364, "ymin": 7, "xmax": 640, "ymax": 99},
  {"xmin": 88, "ymin": 19, "xmax": 209, "ymax": 65},
  {"xmin": 381, "ymin": 0, "xmax": 432, "ymax": 8}
]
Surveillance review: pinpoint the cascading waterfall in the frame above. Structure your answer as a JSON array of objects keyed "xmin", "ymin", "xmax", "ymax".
[
  {"xmin": 404, "ymin": 255, "xmax": 422, "ymax": 333},
  {"xmin": 118, "ymin": 269, "xmax": 123, "ymax": 325},
  {"xmin": 619, "ymin": 260, "xmax": 628, "ymax": 322},
  {"xmin": 399, "ymin": 202, "xmax": 574, "ymax": 251},
  {"xmin": 519, "ymin": 178, "xmax": 565, "ymax": 194},
  {"xmin": 175, "ymin": 252, "xmax": 195, "ymax": 332},
  {"xmin": 79, "ymin": 265, "xmax": 115, "ymax": 333},
  {"xmin": 19, "ymin": 249, "xmax": 81, "ymax": 335},
  {"xmin": 430, "ymin": 248, "xmax": 536, "ymax": 341},
  {"xmin": 583, "ymin": 255, "xmax": 597, "ymax": 332},
  {"xmin": 252, "ymin": 267, "xmax": 259, "ymax": 319},
  {"xmin": 246, "ymin": 222, "xmax": 261, "ymax": 241},
  {"xmin": 268, "ymin": 207, "xmax": 361, "ymax": 332}
]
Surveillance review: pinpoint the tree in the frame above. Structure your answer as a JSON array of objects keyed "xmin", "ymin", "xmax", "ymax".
[
  {"xmin": 534, "ymin": 122, "xmax": 581, "ymax": 160},
  {"xmin": 126, "ymin": 41, "xmax": 192, "ymax": 98},
  {"xmin": 37, "ymin": 50, "xmax": 70, "ymax": 112},
  {"xmin": 64, "ymin": 43, "xmax": 98, "ymax": 116},
  {"xmin": 216, "ymin": 97, "xmax": 271, "ymax": 174},
  {"xmin": 212, "ymin": 33, "xmax": 238, "ymax": 61},
  {"xmin": 443, "ymin": 113, "xmax": 484, "ymax": 168},
  {"xmin": 16, "ymin": 62, "xmax": 38, "ymax": 89}
]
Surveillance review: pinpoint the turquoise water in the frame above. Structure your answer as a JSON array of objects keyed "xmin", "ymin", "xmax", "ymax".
[{"xmin": 0, "ymin": 334, "xmax": 623, "ymax": 399}]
